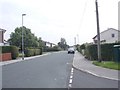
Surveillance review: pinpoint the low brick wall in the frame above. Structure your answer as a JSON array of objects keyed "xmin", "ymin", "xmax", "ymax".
[{"xmin": 0, "ymin": 53, "xmax": 12, "ymax": 62}]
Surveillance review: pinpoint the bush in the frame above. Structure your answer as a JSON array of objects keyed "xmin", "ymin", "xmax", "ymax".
[
  {"xmin": 76, "ymin": 45, "xmax": 81, "ymax": 52},
  {"xmin": 86, "ymin": 44, "xmax": 97, "ymax": 60},
  {"xmin": 84, "ymin": 43, "xmax": 120, "ymax": 61},
  {"xmin": 76, "ymin": 44, "xmax": 86, "ymax": 55},
  {"xmin": 1, "ymin": 46, "xmax": 19, "ymax": 59},
  {"xmin": 25, "ymin": 49, "xmax": 34, "ymax": 57},
  {"xmin": 2, "ymin": 46, "xmax": 11, "ymax": 53},
  {"xmin": 43, "ymin": 46, "xmax": 61, "ymax": 52},
  {"xmin": 11, "ymin": 46, "xmax": 19, "ymax": 59},
  {"xmin": 25, "ymin": 48, "xmax": 42, "ymax": 57}
]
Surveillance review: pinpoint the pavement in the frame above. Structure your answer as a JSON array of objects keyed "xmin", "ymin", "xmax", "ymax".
[{"xmin": 73, "ymin": 51, "xmax": 120, "ymax": 81}]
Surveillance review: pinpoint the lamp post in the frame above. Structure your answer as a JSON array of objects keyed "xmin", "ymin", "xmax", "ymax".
[{"xmin": 22, "ymin": 14, "xmax": 26, "ymax": 60}]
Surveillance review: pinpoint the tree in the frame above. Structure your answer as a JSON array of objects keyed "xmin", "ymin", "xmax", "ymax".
[
  {"xmin": 80, "ymin": 44, "xmax": 85, "ymax": 49},
  {"xmin": 8, "ymin": 26, "xmax": 39, "ymax": 50},
  {"xmin": 58, "ymin": 38, "xmax": 68, "ymax": 50}
]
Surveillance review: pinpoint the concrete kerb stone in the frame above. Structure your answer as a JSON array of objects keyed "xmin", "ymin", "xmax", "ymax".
[{"xmin": 72, "ymin": 52, "xmax": 120, "ymax": 81}]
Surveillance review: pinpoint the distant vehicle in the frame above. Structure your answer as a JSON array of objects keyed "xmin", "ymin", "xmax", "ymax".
[{"xmin": 68, "ymin": 47, "xmax": 75, "ymax": 54}]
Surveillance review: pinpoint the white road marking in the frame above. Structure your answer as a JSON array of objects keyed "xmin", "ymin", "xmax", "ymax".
[
  {"xmin": 70, "ymin": 75, "xmax": 73, "ymax": 79},
  {"xmin": 68, "ymin": 68, "xmax": 74, "ymax": 88},
  {"xmin": 69, "ymin": 79, "xmax": 73, "ymax": 84},
  {"xmin": 71, "ymin": 69, "xmax": 74, "ymax": 73},
  {"xmin": 68, "ymin": 84, "xmax": 72, "ymax": 87}
]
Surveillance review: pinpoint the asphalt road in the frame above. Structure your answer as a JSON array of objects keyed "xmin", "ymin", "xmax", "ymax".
[
  {"xmin": 2, "ymin": 51, "xmax": 119, "ymax": 89},
  {"xmin": 2, "ymin": 51, "xmax": 73, "ymax": 88}
]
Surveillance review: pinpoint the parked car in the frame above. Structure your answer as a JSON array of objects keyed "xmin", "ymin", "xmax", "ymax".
[{"xmin": 68, "ymin": 47, "xmax": 75, "ymax": 54}]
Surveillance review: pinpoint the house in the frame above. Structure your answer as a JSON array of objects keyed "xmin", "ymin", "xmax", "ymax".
[
  {"xmin": 93, "ymin": 28, "xmax": 120, "ymax": 44},
  {"xmin": 0, "ymin": 28, "xmax": 6, "ymax": 46},
  {"xmin": 0, "ymin": 28, "xmax": 9, "ymax": 46},
  {"xmin": 43, "ymin": 41, "xmax": 56, "ymax": 47}
]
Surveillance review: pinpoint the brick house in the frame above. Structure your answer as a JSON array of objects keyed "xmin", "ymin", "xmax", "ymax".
[{"xmin": 0, "ymin": 28, "xmax": 9, "ymax": 46}]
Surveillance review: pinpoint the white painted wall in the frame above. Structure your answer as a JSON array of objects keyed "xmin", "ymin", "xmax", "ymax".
[
  {"xmin": 46, "ymin": 43, "xmax": 51, "ymax": 47},
  {"xmin": 94, "ymin": 28, "xmax": 120, "ymax": 44}
]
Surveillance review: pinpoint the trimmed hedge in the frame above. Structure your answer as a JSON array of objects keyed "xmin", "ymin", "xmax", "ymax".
[
  {"xmin": 25, "ymin": 48, "xmax": 42, "ymax": 57},
  {"xmin": 43, "ymin": 46, "xmax": 61, "ymax": 52},
  {"xmin": 1, "ymin": 46, "xmax": 19, "ymax": 59},
  {"xmin": 84, "ymin": 43, "xmax": 120, "ymax": 61}
]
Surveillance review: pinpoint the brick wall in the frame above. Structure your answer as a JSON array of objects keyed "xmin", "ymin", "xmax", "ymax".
[{"xmin": 0, "ymin": 53, "xmax": 12, "ymax": 62}]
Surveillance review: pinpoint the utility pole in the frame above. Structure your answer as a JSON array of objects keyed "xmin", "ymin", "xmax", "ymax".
[{"xmin": 95, "ymin": 0, "xmax": 101, "ymax": 62}]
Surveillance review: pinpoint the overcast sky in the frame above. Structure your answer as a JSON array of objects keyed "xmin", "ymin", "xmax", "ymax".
[{"xmin": 0, "ymin": 0, "xmax": 119, "ymax": 46}]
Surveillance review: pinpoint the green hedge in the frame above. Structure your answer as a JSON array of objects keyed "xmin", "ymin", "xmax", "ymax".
[
  {"xmin": 76, "ymin": 45, "xmax": 81, "ymax": 53},
  {"xmin": 25, "ymin": 48, "xmax": 42, "ymax": 57},
  {"xmin": 43, "ymin": 46, "xmax": 61, "ymax": 52},
  {"xmin": 1, "ymin": 46, "xmax": 19, "ymax": 59},
  {"xmin": 84, "ymin": 43, "xmax": 120, "ymax": 61}
]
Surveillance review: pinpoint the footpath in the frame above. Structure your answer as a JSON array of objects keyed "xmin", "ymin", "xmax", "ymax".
[{"xmin": 73, "ymin": 51, "xmax": 120, "ymax": 81}]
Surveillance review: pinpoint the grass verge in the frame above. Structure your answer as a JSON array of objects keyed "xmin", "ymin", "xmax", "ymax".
[{"xmin": 92, "ymin": 61, "xmax": 120, "ymax": 70}]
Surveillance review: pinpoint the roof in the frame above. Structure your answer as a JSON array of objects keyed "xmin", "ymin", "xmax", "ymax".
[
  {"xmin": 93, "ymin": 28, "xmax": 120, "ymax": 39},
  {"xmin": 43, "ymin": 41, "xmax": 56, "ymax": 45},
  {"xmin": 0, "ymin": 28, "xmax": 6, "ymax": 33}
]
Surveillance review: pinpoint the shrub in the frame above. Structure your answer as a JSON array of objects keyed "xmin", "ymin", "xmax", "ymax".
[
  {"xmin": 43, "ymin": 46, "xmax": 61, "ymax": 52},
  {"xmin": 86, "ymin": 44, "xmax": 97, "ymax": 60},
  {"xmin": 24, "ymin": 48, "xmax": 42, "ymax": 57},
  {"xmin": 76, "ymin": 45, "xmax": 81, "ymax": 52},
  {"xmin": 10, "ymin": 46, "xmax": 19, "ymax": 59},
  {"xmin": 2, "ymin": 46, "xmax": 11, "ymax": 53},
  {"xmin": 84, "ymin": 43, "xmax": 120, "ymax": 61},
  {"xmin": 1, "ymin": 46, "xmax": 19, "ymax": 59}
]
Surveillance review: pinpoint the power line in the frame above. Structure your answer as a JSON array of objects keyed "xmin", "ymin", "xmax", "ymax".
[
  {"xmin": 79, "ymin": 0, "xmax": 88, "ymax": 30},
  {"xmin": 77, "ymin": 0, "xmax": 88, "ymax": 45}
]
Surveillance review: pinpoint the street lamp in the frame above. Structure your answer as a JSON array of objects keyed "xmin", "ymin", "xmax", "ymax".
[{"xmin": 22, "ymin": 14, "xmax": 26, "ymax": 60}]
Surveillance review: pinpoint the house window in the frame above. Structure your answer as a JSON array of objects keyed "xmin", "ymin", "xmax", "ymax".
[{"xmin": 111, "ymin": 34, "xmax": 115, "ymax": 38}]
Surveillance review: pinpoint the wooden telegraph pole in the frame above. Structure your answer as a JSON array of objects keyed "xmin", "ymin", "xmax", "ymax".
[{"xmin": 95, "ymin": 0, "xmax": 102, "ymax": 62}]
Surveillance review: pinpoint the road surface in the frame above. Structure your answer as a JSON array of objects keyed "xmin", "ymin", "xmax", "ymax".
[{"xmin": 2, "ymin": 51, "xmax": 119, "ymax": 89}]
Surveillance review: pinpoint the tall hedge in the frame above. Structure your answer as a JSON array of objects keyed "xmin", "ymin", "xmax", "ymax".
[
  {"xmin": 86, "ymin": 44, "xmax": 97, "ymax": 60},
  {"xmin": 84, "ymin": 43, "xmax": 120, "ymax": 61},
  {"xmin": 1, "ymin": 46, "xmax": 19, "ymax": 59}
]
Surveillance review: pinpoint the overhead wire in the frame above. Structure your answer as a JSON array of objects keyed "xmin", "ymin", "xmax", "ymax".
[
  {"xmin": 76, "ymin": 0, "xmax": 88, "ymax": 44},
  {"xmin": 79, "ymin": 0, "xmax": 88, "ymax": 31}
]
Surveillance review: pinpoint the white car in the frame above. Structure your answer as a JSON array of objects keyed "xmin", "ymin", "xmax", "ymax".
[{"xmin": 68, "ymin": 48, "xmax": 75, "ymax": 54}]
